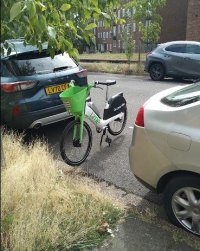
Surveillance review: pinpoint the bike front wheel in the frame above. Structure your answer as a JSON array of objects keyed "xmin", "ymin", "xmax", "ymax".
[
  {"xmin": 108, "ymin": 108, "xmax": 127, "ymax": 136},
  {"xmin": 60, "ymin": 120, "xmax": 92, "ymax": 166}
]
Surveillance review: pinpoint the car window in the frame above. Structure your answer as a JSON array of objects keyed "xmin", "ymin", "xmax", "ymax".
[
  {"xmin": 1, "ymin": 52, "xmax": 77, "ymax": 77},
  {"xmin": 165, "ymin": 44, "xmax": 186, "ymax": 53},
  {"xmin": 161, "ymin": 83, "xmax": 200, "ymax": 107},
  {"xmin": 186, "ymin": 44, "xmax": 200, "ymax": 54}
]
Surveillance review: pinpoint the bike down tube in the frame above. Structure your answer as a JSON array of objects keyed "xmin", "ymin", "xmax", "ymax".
[{"xmin": 85, "ymin": 104, "xmax": 124, "ymax": 129}]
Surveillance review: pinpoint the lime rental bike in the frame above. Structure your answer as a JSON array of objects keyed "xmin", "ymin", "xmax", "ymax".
[{"xmin": 59, "ymin": 80, "xmax": 127, "ymax": 166}]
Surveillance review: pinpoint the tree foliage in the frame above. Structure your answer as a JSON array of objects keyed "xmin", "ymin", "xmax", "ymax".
[
  {"xmin": 1, "ymin": 0, "xmax": 121, "ymax": 58},
  {"xmin": 122, "ymin": 29, "xmax": 135, "ymax": 63},
  {"xmin": 126, "ymin": 0, "xmax": 166, "ymax": 44}
]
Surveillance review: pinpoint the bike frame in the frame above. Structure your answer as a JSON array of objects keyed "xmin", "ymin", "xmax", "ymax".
[
  {"xmin": 73, "ymin": 82, "xmax": 123, "ymax": 143},
  {"xmin": 85, "ymin": 103, "xmax": 124, "ymax": 130}
]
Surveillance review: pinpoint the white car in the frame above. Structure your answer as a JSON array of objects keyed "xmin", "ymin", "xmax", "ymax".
[{"xmin": 129, "ymin": 82, "xmax": 200, "ymax": 236}]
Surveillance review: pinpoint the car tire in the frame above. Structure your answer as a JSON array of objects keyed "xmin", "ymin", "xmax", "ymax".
[
  {"xmin": 163, "ymin": 175, "xmax": 200, "ymax": 236},
  {"xmin": 149, "ymin": 63, "xmax": 165, "ymax": 81}
]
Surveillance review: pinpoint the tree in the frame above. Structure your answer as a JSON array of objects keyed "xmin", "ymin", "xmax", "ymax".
[
  {"xmin": 1, "ymin": 0, "xmax": 121, "ymax": 59},
  {"xmin": 126, "ymin": 0, "xmax": 166, "ymax": 63},
  {"xmin": 121, "ymin": 26, "xmax": 135, "ymax": 73},
  {"xmin": 121, "ymin": 8, "xmax": 136, "ymax": 73}
]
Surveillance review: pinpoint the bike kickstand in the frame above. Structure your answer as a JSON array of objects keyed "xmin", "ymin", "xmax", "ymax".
[
  {"xmin": 105, "ymin": 135, "xmax": 112, "ymax": 147},
  {"xmin": 100, "ymin": 128, "xmax": 106, "ymax": 147}
]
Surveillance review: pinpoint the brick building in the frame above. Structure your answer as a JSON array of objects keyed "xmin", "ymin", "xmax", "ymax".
[
  {"xmin": 94, "ymin": 0, "xmax": 200, "ymax": 53},
  {"xmin": 159, "ymin": 0, "xmax": 200, "ymax": 42},
  {"xmin": 186, "ymin": 0, "xmax": 200, "ymax": 41}
]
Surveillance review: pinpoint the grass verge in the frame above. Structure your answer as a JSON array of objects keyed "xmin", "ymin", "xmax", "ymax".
[
  {"xmin": 80, "ymin": 62, "xmax": 145, "ymax": 75},
  {"xmin": 1, "ymin": 131, "xmax": 124, "ymax": 251},
  {"xmin": 79, "ymin": 53, "xmax": 146, "ymax": 61}
]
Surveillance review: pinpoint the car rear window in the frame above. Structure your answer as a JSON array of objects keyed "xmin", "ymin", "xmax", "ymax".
[
  {"xmin": 161, "ymin": 83, "xmax": 200, "ymax": 107},
  {"xmin": 1, "ymin": 51, "xmax": 78, "ymax": 77}
]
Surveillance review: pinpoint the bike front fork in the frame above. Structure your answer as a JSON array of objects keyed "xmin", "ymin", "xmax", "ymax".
[{"xmin": 73, "ymin": 113, "xmax": 85, "ymax": 145}]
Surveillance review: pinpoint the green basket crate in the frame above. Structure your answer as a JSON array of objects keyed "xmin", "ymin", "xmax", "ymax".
[{"xmin": 60, "ymin": 85, "xmax": 88, "ymax": 115}]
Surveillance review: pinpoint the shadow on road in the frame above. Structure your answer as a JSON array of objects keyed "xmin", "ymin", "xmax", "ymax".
[{"xmin": 82, "ymin": 134, "xmax": 126, "ymax": 174}]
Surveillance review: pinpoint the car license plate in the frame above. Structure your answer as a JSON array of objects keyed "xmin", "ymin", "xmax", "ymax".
[{"xmin": 45, "ymin": 83, "xmax": 69, "ymax": 95}]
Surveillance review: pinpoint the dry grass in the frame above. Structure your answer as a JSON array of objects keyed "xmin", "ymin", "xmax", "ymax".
[
  {"xmin": 1, "ymin": 131, "xmax": 123, "ymax": 251},
  {"xmin": 81, "ymin": 62, "xmax": 145, "ymax": 75},
  {"xmin": 79, "ymin": 53, "xmax": 146, "ymax": 61}
]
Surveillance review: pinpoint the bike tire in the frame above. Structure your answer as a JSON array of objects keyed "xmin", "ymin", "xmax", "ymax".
[
  {"xmin": 60, "ymin": 120, "xmax": 92, "ymax": 166},
  {"xmin": 108, "ymin": 107, "xmax": 127, "ymax": 136}
]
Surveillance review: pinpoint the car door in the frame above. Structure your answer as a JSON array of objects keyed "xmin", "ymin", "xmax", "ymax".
[
  {"xmin": 184, "ymin": 44, "xmax": 200, "ymax": 77},
  {"xmin": 164, "ymin": 44, "xmax": 188, "ymax": 77}
]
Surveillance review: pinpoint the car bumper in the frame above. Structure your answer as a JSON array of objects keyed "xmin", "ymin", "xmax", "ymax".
[
  {"xmin": 2, "ymin": 104, "xmax": 71, "ymax": 129},
  {"xmin": 129, "ymin": 125, "xmax": 171, "ymax": 190}
]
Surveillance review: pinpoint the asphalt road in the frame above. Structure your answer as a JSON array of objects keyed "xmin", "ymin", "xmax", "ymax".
[{"xmin": 25, "ymin": 73, "xmax": 191, "ymax": 204}]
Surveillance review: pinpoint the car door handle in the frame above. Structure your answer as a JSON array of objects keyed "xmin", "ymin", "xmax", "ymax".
[{"xmin": 183, "ymin": 57, "xmax": 191, "ymax": 60}]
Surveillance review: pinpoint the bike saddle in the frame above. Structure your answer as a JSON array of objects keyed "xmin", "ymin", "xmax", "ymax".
[{"xmin": 96, "ymin": 80, "xmax": 116, "ymax": 86}]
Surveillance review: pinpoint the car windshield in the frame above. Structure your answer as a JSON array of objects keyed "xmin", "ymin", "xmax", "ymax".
[
  {"xmin": 161, "ymin": 82, "xmax": 200, "ymax": 107},
  {"xmin": 1, "ymin": 51, "xmax": 77, "ymax": 77}
]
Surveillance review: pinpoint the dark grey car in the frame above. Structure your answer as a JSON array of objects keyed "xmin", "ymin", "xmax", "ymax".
[
  {"xmin": 1, "ymin": 39, "xmax": 87, "ymax": 129},
  {"xmin": 145, "ymin": 41, "xmax": 200, "ymax": 81}
]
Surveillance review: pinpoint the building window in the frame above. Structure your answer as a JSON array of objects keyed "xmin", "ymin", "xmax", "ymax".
[
  {"xmin": 127, "ymin": 24, "xmax": 131, "ymax": 33},
  {"xmin": 118, "ymin": 40, "xmax": 121, "ymax": 48},
  {"xmin": 133, "ymin": 23, "xmax": 136, "ymax": 32},
  {"xmin": 103, "ymin": 32, "xmax": 105, "ymax": 39},
  {"xmin": 118, "ymin": 9, "xmax": 121, "ymax": 18},
  {"xmin": 109, "ymin": 31, "xmax": 112, "ymax": 38},
  {"xmin": 122, "ymin": 9, "xmax": 125, "ymax": 17},
  {"xmin": 106, "ymin": 32, "xmax": 108, "ymax": 39},
  {"xmin": 113, "ymin": 40, "xmax": 116, "ymax": 47},
  {"xmin": 110, "ymin": 44, "xmax": 112, "ymax": 51},
  {"xmin": 145, "ymin": 20, "xmax": 151, "ymax": 27},
  {"xmin": 118, "ymin": 25, "xmax": 120, "ymax": 33},
  {"xmin": 107, "ymin": 44, "xmax": 109, "ymax": 51},
  {"xmin": 113, "ymin": 26, "xmax": 116, "ymax": 36}
]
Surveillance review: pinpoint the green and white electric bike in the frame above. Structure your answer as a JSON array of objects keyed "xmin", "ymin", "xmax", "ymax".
[{"xmin": 59, "ymin": 80, "xmax": 127, "ymax": 166}]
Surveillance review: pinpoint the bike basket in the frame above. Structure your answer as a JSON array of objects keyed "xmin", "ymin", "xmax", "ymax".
[{"xmin": 60, "ymin": 86, "xmax": 88, "ymax": 115}]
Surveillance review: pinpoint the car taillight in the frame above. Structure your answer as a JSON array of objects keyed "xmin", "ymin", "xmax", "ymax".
[
  {"xmin": 135, "ymin": 106, "xmax": 144, "ymax": 127},
  {"xmin": 76, "ymin": 69, "xmax": 87, "ymax": 78},
  {"xmin": 1, "ymin": 80, "xmax": 37, "ymax": 93}
]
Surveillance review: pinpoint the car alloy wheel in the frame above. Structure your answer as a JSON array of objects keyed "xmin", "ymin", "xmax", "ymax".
[
  {"xmin": 149, "ymin": 63, "xmax": 165, "ymax": 81},
  {"xmin": 164, "ymin": 175, "xmax": 200, "ymax": 236},
  {"xmin": 172, "ymin": 187, "xmax": 200, "ymax": 235}
]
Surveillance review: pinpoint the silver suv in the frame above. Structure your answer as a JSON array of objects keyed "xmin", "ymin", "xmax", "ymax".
[
  {"xmin": 129, "ymin": 82, "xmax": 200, "ymax": 236},
  {"xmin": 145, "ymin": 41, "xmax": 200, "ymax": 81}
]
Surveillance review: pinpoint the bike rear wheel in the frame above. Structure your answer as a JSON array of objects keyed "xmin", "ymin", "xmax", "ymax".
[
  {"xmin": 108, "ymin": 108, "xmax": 127, "ymax": 135},
  {"xmin": 60, "ymin": 120, "xmax": 92, "ymax": 166}
]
